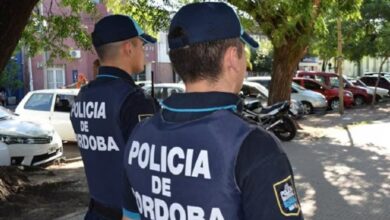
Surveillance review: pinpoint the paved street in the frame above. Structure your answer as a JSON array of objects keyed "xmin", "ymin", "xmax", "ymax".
[{"xmin": 284, "ymin": 118, "xmax": 390, "ymax": 220}]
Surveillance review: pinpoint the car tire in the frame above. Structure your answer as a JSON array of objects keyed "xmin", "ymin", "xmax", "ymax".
[
  {"xmin": 354, "ymin": 95, "xmax": 365, "ymax": 106},
  {"xmin": 330, "ymin": 99, "xmax": 340, "ymax": 110},
  {"xmin": 301, "ymin": 102, "xmax": 313, "ymax": 114}
]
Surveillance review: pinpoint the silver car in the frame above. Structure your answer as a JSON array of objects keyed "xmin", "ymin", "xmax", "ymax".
[
  {"xmin": 291, "ymin": 82, "xmax": 328, "ymax": 114},
  {"xmin": 248, "ymin": 76, "xmax": 327, "ymax": 114}
]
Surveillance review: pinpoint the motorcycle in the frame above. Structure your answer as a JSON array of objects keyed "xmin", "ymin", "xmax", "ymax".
[{"xmin": 242, "ymin": 100, "xmax": 297, "ymax": 141}]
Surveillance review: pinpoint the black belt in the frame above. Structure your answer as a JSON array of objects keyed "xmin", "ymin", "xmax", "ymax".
[{"xmin": 88, "ymin": 199, "xmax": 122, "ymax": 220}]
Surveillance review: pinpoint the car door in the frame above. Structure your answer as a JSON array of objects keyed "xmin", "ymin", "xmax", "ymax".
[
  {"xmin": 18, "ymin": 92, "xmax": 54, "ymax": 125},
  {"xmin": 50, "ymin": 93, "xmax": 76, "ymax": 142}
]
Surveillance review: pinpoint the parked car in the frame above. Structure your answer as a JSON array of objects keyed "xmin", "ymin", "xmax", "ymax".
[
  {"xmin": 296, "ymin": 71, "xmax": 373, "ymax": 106},
  {"xmin": 359, "ymin": 75, "xmax": 390, "ymax": 95},
  {"xmin": 15, "ymin": 89, "xmax": 79, "ymax": 142},
  {"xmin": 142, "ymin": 83, "xmax": 185, "ymax": 102},
  {"xmin": 293, "ymin": 78, "xmax": 354, "ymax": 110},
  {"xmin": 247, "ymin": 76, "xmax": 271, "ymax": 89},
  {"xmin": 247, "ymin": 76, "xmax": 328, "ymax": 114},
  {"xmin": 363, "ymin": 72, "xmax": 390, "ymax": 79},
  {"xmin": 351, "ymin": 79, "xmax": 389, "ymax": 101},
  {"xmin": 0, "ymin": 106, "xmax": 63, "ymax": 166},
  {"xmin": 241, "ymin": 81, "xmax": 305, "ymax": 118}
]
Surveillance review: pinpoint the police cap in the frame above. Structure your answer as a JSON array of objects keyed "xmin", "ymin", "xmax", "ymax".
[{"xmin": 92, "ymin": 14, "xmax": 156, "ymax": 48}]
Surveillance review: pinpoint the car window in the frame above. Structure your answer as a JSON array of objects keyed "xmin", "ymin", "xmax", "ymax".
[
  {"xmin": 24, "ymin": 93, "xmax": 54, "ymax": 111},
  {"xmin": 379, "ymin": 78, "xmax": 390, "ymax": 86},
  {"xmin": 329, "ymin": 77, "xmax": 340, "ymax": 87},
  {"xmin": 314, "ymin": 76, "xmax": 326, "ymax": 84},
  {"xmin": 304, "ymin": 81, "xmax": 321, "ymax": 90},
  {"xmin": 54, "ymin": 94, "xmax": 75, "ymax": 112},
  {"xmin": 167, "ymin": 88, "xmax": 183, "ymax": 97}
]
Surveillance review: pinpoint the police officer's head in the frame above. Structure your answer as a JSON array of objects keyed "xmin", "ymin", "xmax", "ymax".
[
  {"xmin": 92, "ymin": 15, "xmax": 156, "ymax": 74},
  {"xmin": 168, "ymin": 2, "xmax": 258, "ymax": 93}
]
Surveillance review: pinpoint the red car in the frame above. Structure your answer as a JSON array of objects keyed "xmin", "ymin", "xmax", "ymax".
[
  {"xmin": 296, "ymin": 71, "xmax": 373, "ymax": 106},
  {"xmin": 293, "ymin": 78, "xmax": 354, "ymax": 110}
]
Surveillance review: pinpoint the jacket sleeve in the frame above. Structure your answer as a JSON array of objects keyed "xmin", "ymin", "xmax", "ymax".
[
  {"xmin": 235, "ymin": 129, "xmax": 304, "ymax": 220},
  {"xmin": 119, "ymin": 90, "xmax": 160, "ymax": 141}
]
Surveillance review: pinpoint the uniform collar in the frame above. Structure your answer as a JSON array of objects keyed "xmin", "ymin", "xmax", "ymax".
[
  {"xmin": 161, "ymin": 92, "xmax": 243, "ymax": 122},
  {"xmin": 97, "ymin": 66, "xmax": 136, "ymax": 85}
]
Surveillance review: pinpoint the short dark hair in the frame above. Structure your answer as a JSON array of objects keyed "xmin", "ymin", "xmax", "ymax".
[{"xmin": 169, "ymin": 37, "xmax": 243, "ymax": 83}]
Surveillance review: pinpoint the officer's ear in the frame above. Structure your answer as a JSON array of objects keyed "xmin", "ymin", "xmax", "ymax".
[
  {"xmin": 223, "ymin": 46, "xmax": 241, "ymax": 73},
  {"xmin": 123, "ymin": 39, "xmax": 134, "ymax": 57}
]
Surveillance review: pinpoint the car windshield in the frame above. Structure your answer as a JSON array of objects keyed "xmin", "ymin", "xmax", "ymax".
[
  {"xmin": 356, "ymin": 80, "xmax": 367, "ymax": 87},
  {"xmin": 292, "ymin": 82, "xmax": 306, "ymax": 91},
  {"xmin": 0, "ymin": 106, "xmax": 13, "ymax": 119}
]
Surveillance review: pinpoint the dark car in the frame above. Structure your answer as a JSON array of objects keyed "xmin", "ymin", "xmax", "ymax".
[
  {"xmin": 296, "ymin": 71, "xmax": 373, "ymax": 106},
  {"xmin": 359, "ymin": 76, "xmax": 390, "ymax": 95}
]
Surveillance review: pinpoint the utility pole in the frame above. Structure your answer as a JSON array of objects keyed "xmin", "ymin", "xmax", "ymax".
[{"xmin": 337, "ymin": 16, "xmax": 344, "ymax": 115}]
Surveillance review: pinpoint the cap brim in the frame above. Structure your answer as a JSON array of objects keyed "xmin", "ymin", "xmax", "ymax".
[
  {"xmin": 240, "ymin": 31, "xmax": 259, "ymax": 48},
  {"xmin": 140, "ymin": 33, "xmax": 157, "ymax": 44}
]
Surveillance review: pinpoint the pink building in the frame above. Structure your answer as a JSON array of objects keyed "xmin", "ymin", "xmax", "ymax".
[{"xmin": 27, "ymin": 1, "xmax": 175, "ymax": 91}]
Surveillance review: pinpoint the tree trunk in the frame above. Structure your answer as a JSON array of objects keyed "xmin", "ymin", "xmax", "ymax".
[
  {"xmin": 0, "ymin": 0, "xmax": 39, "ymax": 73},
  {"xmin": 268, "ymin": 42, "xmax": 306, "ymax": 105},
  {"xmin": 337, "ymin": 17, "xmax": 344, "ymax": 115}
]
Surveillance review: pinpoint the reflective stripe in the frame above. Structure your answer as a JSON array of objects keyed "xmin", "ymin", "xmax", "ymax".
[
  {"xmin": 122, "ymin": 208, "xmax": 141, "ymax": 220},
  {"xmin": 160, "ymin": 102, "xmax": 237, "ymax": 113},
  {"xmin": 96, "ymin": 74, "xmax": 120, "ymax": 79}
]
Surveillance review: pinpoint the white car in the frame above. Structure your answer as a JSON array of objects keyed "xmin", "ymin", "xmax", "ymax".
[
  {"xmin": 247, "ymin": 76, "xmax": 328, "ymax": 114},
  {"xmin": 352, "ymin": 79, "xmax": 389, "ymax": 100},
  {"xmin": 142, "ymin": 83, "xmax": 186, "ymax": 101},
  {"xmin": 15, "ymin": 89, "xmax": 79, "ymax": 142},
  {"xmin": 0, "ymin": 106, "xmax": 63, "ymax": 166}
]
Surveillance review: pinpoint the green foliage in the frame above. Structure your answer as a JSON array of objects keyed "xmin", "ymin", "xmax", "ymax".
[
  {"xmin": 19, "ymin": 0, "xmax": 97, "ymax": 63},
  {"xmin": 250, "ymin": 38, "xmax": 274, "ymax": 74},
  {"xmin": 18, "ymin": 0, "xmax": 172, "ymax": 63},
  {"xmin": 312, "ymin": 0, "xmax": 389, "ymax": 62},
  {"xmin": 0, "ymin": 59, "xmax": 23, "ymax": 92},
  {"xmin": 105, "ymin": 0, "xmax": 170, "ymax": 35}
]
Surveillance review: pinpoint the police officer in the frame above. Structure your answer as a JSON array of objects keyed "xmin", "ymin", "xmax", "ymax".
[
  {"xmin": 70, "ymin": 15, "xmax": 158, "ymax": 220},
  {"xmin": 122, "ymin": 2, "xmax": 304, "ymax": 220}
]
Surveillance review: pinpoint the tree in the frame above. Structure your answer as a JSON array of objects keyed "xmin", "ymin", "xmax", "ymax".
[
  {"xmin": 0, "ymin": 0, "xmax": 170, "ymax": 75},
  {"xmin": 0, "ymin": 0, "xmax": 39, "ymax": 74},
  {"xmin": 0, "ymin": 59, "xmax": 23, "ymax": 96},
  {"xmin": 228, "ymin": 0, "xmax": 362, "ymax": 104}
]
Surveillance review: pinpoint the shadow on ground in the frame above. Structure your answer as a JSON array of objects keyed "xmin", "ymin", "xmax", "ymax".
[{"xmin": 284, "ymin": 131, "xmax": 390, "ymax": 220}]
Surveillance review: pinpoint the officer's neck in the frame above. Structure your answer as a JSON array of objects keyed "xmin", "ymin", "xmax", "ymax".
[{"xmin": 100, "ymin": 61, "xmax": 133, "ymax": 76}]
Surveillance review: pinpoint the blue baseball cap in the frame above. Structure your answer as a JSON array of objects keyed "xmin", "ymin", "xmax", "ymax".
[
  {"xmin": 92, "ymin": 15, "xmax": 156, "ymax": 47},
  {"xmin": 168, "ymin": 2, "xmax": 259, "ymax": 50}
]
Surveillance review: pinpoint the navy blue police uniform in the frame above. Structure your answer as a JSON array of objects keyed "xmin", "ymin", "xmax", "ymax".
[
  {"xmin": 122, "ymin": 93, "xmax": 303, "ymax": 220},
  {"xmin": 122, "ymin": 3, "xmax": 303, "ymax": 220},
  {"xmin": 70, "ymin": 15, "xmax": 158, "ymax": 220}
]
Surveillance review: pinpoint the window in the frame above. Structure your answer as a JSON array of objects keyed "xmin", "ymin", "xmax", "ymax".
[
  {"xmin": 241, "ymin": 85, "xmax": 260, "ymax": 97},
  {"xmin": 303, "ymin": 81, "xmax": 320, "ymax": 90},
  {"xmin": 314, "ymin": 76, "xmax": 326, "ymax": 85},
  {"xmin": 24, "ymin": 93, "xmax": 53, "ymax": 111},
  {"xmin": 54, "ymin": 94, "xmax": 75, "ymax": 112},
  {"xmin": 47, "ymin": 66, "xmax": 65, "ymax": 89},
  {"xmin": 329, "ymin": 77, "xmax": 340, "ymax": 87}
]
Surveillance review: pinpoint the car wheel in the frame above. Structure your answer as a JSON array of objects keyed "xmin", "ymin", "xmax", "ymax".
[
  {"xmin": 354, "ymin": 96, "xmax": 365, "ymax": 106},
  {"xmin": 330, "ymin": 99, "xmax": 340, "ymax": 110},
  {"xmin": 301, "ymin": 102, "xmax": 313, "ymax": 114}
]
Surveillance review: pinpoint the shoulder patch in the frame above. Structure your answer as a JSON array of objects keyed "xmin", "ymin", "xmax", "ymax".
[
  {"xmin": 273, "ymin": 175, "xmax": 301, "ymax": 216},
  {"xmin": 138, "ymin": 114, "xmax": 153, "ymax": 122}
]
